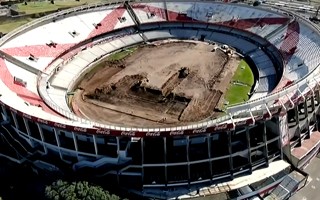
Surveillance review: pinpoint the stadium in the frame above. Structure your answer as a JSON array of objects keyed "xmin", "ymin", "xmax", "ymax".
[{"xmin": 0, "ymin": 0, "xmax": 319, "ymax": 199}]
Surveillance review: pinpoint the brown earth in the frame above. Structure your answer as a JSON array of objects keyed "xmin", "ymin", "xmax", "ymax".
[{"xmin": 72, "ymin": 40, "xmax": 240, "ymax": 127}]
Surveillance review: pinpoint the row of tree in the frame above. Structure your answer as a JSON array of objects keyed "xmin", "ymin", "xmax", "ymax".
[{"xmin": 45, "ymin": 180, "xmax": 123, "ymax": 200}]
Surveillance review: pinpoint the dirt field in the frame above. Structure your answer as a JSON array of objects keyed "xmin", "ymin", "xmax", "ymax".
[{"xmin": 72, "ymin": 40, "xmax": 240, "ymax": 127}]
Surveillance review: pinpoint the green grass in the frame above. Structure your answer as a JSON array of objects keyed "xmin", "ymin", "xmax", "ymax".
[
  {"xmin": 0, "ymin": 18, "xmax": 33, "ymax": 33},
  {"xmin": 16, "ymin": 0, "xmax": 102, "ymax": 14},
  {"xmin": 224, "ymin": 84, "xmax": 252, "ymax": 105},
  {"xmin": 232, "ymin": 60, "xmax": 255, "ymax": 86},
  {"xmin": 0, "ymin": 0, "xmax": 104, "ymax": 33},
  {"xmin": 107, "ymin": 47, "xmax": 137, "ymax": 61},
  {"xmin": 224, "ymin": 59, "xmax": 255, "ymax": 106}
]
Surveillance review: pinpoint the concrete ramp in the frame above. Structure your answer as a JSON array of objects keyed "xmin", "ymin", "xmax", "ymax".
[{"xmin": 0, "ymin": 50, "xmax": 41, "ymax": 75}]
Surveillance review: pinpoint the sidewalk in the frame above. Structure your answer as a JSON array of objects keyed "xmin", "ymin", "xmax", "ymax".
[{"xmin": 290, "ymin": 154, "xmax": 320, "ymax": 200}]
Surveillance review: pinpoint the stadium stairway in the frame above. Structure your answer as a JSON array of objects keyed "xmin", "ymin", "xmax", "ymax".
[
  {"xmin": 72, "ymin": 156, "xmax": 133, "ymax": 177},
  {"xmin": 290, "ymin": 131, "xmax": 320, "ymax": 169},
  {"xmin": 0, "ymin": 124, "xmax": 35, "ymax": 155},
  {"xmin": 0, "ymin": 123, "xmax": 68, "ymax": 176},
  {"xmin": 0, "ymin": 125, "xmax": 30, "ymax": 162},
  {"xmin": 264, "ymin": 169, "xmax": 308, "ymax": 200}
]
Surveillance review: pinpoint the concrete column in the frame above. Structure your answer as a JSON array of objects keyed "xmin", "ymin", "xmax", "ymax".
[
  {"xmin": 304, "ymin": 100, "xmax": 311, "ymax": 140},
  {"xmin": 54, "ymin": 128, "xmax": 63, "ymax": 160},
  {"xmin": 297, "ymin": 127, "xmax": 302, "ymax": 147},
  {"xmin": 164, "ymin": 137, "xmax": 168, "ymax": 187},
  {"xmin": 72, "ymin": 132, "xmax": 79, "ymax": 161},
  {"xmin": 116, "ymin": 136, "xmax": 120, "ymax": 186},
  {"xmin": 315, "ymin": 90, "xmax": 320, "ymax": 105},
  {"xmin": 207, "ymin": 133, "xmax": 213, "ymax": 179},
  {"xmin": 304, "ymin": 100, "xmax": 308, "ymax": 119},
  {"xmin": 262, "ymin": 121, "xmax": 269, "ymax": 167},
  {"xmin": 310, "ymin": 96, "xmax": 315, "ymax": 112},
  {"xmin": 2, "ymin": 106, "xmax": 9, "ymax": 123},
  {"xmin": 23, "ymin": 118, "xmax": 31, "ymax": 137},
  {"xmin": 116, "ymin": 137, "xmax": 120, "ymax": 153},
  {"xmin": 37, "ymin": 124, "xmax": 47, "ymax": 154},
  {"xmin": 11, "ymin": 112, "xmax": 19, "ymax": 129},
  {"xmin": 93, "ymin": 135, "xmax": 98, "ymax": 156},
  {"xmin": 186, "ymin": 136, "xmax": 191, "ymax": 186},
  {"xmin": 314, "ymin": 110, "xmax": 319, "ymax": 131},
  {"xmin": 141, "ymin": 137, "xmax": 144, "ymax": 186},
  {"xmin": 276, "ymin": 116, "xmax": 286, "ymax": 160},
  {"xmin": 228, "ymin": 131, "xmax": 234, "ymax": 179},
  {"xmin": 0, "ymin": 105, "xmax": 4, "ymax": 115},
  {"xmin": 0, "ymin": 106, "xmax": 4, "ymax": 123},
  {"xmin": 246, "ymin": 127, "xmax": 252, "ymax": 173},
  {"xmin": 315, "ymin": 113, "xmax": 319, "ymax": 131},
  {"xmin": 294, "ymin": 106, "xmax": 299, "ymax": 126},
  {"xmin": 23, "ymin": 118, "xmax": 36, "ymax": 149}
]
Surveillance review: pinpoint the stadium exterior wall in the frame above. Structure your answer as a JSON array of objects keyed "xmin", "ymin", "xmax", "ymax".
[{"xmin": 1, "ymin": 91, "xmax": 320, "ymax": 189}]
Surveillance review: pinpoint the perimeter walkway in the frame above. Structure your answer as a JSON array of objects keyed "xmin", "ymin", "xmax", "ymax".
[{"xmin": 290, "ymin": 154, "xmax": 320, "ymax": 200}]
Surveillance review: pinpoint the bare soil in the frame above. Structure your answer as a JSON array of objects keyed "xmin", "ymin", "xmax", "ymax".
[{"xmin": 72, "ymin": 40, "xmax": 240, "ymax": 127}]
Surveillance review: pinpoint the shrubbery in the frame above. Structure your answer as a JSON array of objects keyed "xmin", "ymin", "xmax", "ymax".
[{"xmin": 45, "ymin": 180, "xmax": 121, "ymax": 200}]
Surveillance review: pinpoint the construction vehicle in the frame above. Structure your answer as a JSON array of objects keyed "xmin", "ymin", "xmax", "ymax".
[{"xmin": 309, "ymin": 6, "xmax": 320, "ymax": 24}]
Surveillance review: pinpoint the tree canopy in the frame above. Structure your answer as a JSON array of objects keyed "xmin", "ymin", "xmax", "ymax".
[{"xmin": 45, "ymin": 180, "xmax": 121, "ymax": 200}]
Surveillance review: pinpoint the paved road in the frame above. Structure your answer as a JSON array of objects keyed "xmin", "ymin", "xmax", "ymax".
[{"xmin": 290, "ymin": 155, "xmax": 320, "ymax": 200}]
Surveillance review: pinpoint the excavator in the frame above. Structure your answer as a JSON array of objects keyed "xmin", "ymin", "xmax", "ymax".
[{"xmin": 309, "ymin": 5, "xmax": 320, "ymax": 24}]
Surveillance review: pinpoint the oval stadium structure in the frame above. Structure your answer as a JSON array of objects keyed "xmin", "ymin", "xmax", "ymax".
[{"xmin": 0, "ymin": 0, "xmax": 319, "ymax": 199}]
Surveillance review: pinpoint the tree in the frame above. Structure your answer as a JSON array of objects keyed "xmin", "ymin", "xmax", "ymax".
[{"xmin": 45, "ymin": 180, "xmax": 121, "ymax": 200}]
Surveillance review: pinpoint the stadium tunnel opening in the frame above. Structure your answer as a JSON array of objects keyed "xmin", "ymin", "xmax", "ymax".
[{"xmin": 244, "ymin": 55, "xmax": 260, "ymax": 97}]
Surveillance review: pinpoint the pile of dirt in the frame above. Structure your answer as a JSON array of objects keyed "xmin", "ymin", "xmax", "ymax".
[
  {"xmin": 179, "ymin": 90, "xmax": 223, "ymax": 122},
  {"xmin": 85, "ymin": 74, "xmax": 147, "ymax": 101}
]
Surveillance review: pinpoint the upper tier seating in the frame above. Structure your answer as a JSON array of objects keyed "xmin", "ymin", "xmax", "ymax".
[
  {"xmin": 131, "ymin": 2, "xmax": 167, "ymax": 23},
  {"xmin": 268, "ymin": 22, "xmax": 320, "ymax": 82},
  {"xmin": 131, "ymin": 2, "xmax": 289, "ymax": 39}
]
